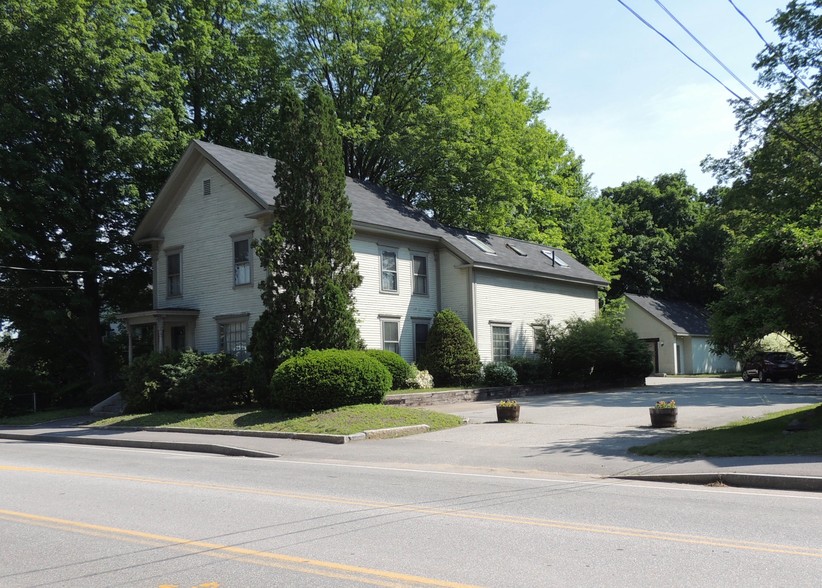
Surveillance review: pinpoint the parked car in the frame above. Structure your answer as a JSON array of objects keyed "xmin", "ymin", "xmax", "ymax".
[{"xmin": 741, "ymin": 352, "xmax": 799, "ymax": 383}]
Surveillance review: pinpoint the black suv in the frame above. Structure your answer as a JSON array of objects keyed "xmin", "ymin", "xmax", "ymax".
[{"xmin": 742, "ymin": 352, "xmax": 799, "ymax": 383}]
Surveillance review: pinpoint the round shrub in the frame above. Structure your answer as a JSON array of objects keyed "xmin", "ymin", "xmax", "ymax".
[
  {"xmin": 417, "ymin": 309, "xmax": 481, "ymax": 387},
  {"xmin": 271, "ymin": 349, "xmax": 391, "ymax": 411},
  {"xmin": 365, "ymin": 349, "xmax": 412, "ymax": 390},
  {"xmin": 482, "ymin": 363, "xmax": 518, "ymax": 387}
]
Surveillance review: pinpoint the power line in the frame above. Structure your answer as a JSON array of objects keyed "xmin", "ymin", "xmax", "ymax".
[
  {"xmin": 654, "ymin": 0, "xmax": 762, "ymax": 101},
  {"xmin": 614, "ymin": 0, "xmax": 750, "ymax": 103},
  {"xmin": 0, "ymin": 265, "xmax": 84, "ymax": 274},
  {"xmin": 616, "ymin": 0, "xmax": 822, "ymax": 161},
  {"xmin": 727, "ymin": 0, "xmax": 822, "ymax": 103}
]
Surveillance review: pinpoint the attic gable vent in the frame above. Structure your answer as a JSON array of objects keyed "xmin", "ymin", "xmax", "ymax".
[
  {"xmin": 506, "ymin": 243, "xmax": 527, "ymax": 256},
  {"xmin": 541, "ymin": 249, "xmax": 569, "ymax": 267},
  {"xmin": 203, "ymin": 178, "xmax": 211, "ymax": 196},
  {"xmin": 466, "ymin": 235, "xmax": 495, "ymax": 254}
]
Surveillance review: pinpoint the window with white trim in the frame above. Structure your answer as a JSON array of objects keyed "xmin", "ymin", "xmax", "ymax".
[
  {"xmin": 380, "ymin": 249, "xmax": 398, "ymax": 292},
  {"xmin": 381, "ymin": 319, "xmax": 400, "ymax": 354},
  {"xmin": 218, "ymin": 318, "xmax": 249, "ymax": 359},
  {"xmin": 492, "ymin": 325, "xmax": 511, "ymax": 363},
  {"xmin": 167, "ymin": 251, "xmax": 182, "ymax": 297},
  {"xmin": 412, "ymin": 254, "xmax": 428, "ymax": 295},
  {"xmin": 413, "ymin": 322, "xmax": 429, "ymax": 361},
  {"xmin": 233, "ymin": 237, "xmax": 251, "ymax": 286}
]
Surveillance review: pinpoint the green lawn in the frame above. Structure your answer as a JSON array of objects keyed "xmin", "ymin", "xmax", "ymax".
[
  {"xmin": 631, "ymin": 404, "xmax": 822, "ymax": 457},
  {"xmin": 91, "ymin": 404, "xmax": 464, "ymax": 435}
]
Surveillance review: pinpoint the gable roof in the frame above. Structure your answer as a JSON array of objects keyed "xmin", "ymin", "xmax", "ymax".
[
  {"xmin": 137, "ymin": 141, "xmax": 608, "ymax": 288},
  {"xmin": 625, "ymin": 293, "xmax": 711, "ymax": 336}
]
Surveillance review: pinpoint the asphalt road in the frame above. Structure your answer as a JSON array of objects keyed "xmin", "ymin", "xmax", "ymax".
[
  {"xmin": 2, "ymin": 377, "xmax": 822, "ymax": 586},
  {"xmin": 2, "ymin": 439, "xmax": 822, "ymax": 587}
]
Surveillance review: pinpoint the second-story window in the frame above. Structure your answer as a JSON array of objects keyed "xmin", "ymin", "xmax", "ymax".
[
  {"xmin": 233, "ymin": 238, "xmax": 251, "ymax": 286},
  {"xmin": 381, "ymin": 249, "xmax": 398, "ymax": 292},
  {"xmin": 412, "ymin": 254, "xmax": 428, "ymax": 295},
  {"xmin": 167, "ymin": 251, "xmax": 181, "ymax": 297}
]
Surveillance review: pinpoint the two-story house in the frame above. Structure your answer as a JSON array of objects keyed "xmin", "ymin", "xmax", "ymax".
[{"xmin": 119, "ymin": 141, "xmax": 608, "ymax": 365}]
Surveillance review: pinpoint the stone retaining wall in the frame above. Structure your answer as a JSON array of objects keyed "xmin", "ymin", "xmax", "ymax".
[{"xmin": 384, "ymin": 377, "xmax": 646, "ymax": 407}]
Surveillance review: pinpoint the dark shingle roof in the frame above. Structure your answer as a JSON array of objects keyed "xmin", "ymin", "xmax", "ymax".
[
  {"xmin": 193, "ymin": 141, "xmax": 608, "ymax": 288},
  {"xmin": 626, "ymin": 293, "xmax": 711, "ymax": 335}
]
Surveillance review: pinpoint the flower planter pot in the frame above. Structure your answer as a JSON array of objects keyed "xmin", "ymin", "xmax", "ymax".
[
  {"xmin": 649, "ymin": 407, "xmax": 677, "ymax": 428},
  {"xmin": 496, "ymin": 405, "xmax": 520, "ymax": 423}
]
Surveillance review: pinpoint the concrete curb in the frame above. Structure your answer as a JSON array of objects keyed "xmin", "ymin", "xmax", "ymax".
[
  {"xmin": 613, "ymin": 472, "xmax": 822, "ymax": 493},
  {"xmin": 0, "ymin": 431, "xmax": 279, "ymax": 458}
]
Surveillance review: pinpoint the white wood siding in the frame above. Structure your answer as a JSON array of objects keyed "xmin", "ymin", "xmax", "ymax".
[
  {"xmin": 474, "ymin": 270, "xmax": 599, "ymax": 364},
  {"xmin": 155, "ymin": 161, "xmax": 265, "ymax": 353},
  {"xmin": 622, "ymin": 304, "xmax": 678, "ymax": 374},
  {"xmin": 352, "ymin": 235, "xmax": 438, "ymax": 363},
  {"xmin": 438, "ymin": 249, "xmax": 470, "ymax": 327}
]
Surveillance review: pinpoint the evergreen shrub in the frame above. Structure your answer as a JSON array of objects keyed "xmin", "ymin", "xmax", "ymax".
[
  {"xmin": 122, "ymin": 350, "xmax": 252, "ymax": 413},
  {"xmin": 506, "ymin": 357, "xmax": 546, "ymax": 385},
  {"xmin": 365, "ymin": 349, "xmax": 411, "ymax": 390},
  {"xmin": 482, "ymin": 363, "xmax": 518, "ymax": 387},
  {"xmin": 551, "ymin": 317, "xmax": 652, "ymax": 380},
  {"xmin": 417, "ymin": 309, "xmax": 481, "ymax": 387},
  {"xmin": 162, "ymin": 352, "xmax": 252, "ymax": 412},
  {"xmin": 271, "ymin": 349, "xmax": 391, "ymax": 411}
]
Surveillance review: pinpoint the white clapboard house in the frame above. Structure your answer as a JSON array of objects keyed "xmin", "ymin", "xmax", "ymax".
[{"xmin": 119, "ymin": 141, "xmax": 608, "ymax": 365}]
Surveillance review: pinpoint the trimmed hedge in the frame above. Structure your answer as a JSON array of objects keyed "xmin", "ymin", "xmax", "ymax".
[
  {"xmin": 482, "ymin": 363, "xmax": 518, "ymax": 387},
  {"xmin": 365, "ymin": 349, "xmax": 411, "ymax": 390},
  {"xmin": 417, "ymin": 309, "xmax": 481, "ymax": 387},
  {"xmin": 506, "ymin": 357, "xmax": 546, "ymax": 385},
  {"xmin": 271, "ymin": 349, "xmax": 391, "ymax": 411}
]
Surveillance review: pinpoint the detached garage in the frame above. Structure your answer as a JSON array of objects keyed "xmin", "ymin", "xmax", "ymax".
[{"xmin": 623, "ymin": 293, "xmax": 739, "ymax": 375}]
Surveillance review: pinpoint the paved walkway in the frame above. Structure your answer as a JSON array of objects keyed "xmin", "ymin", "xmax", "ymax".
[{"xmin": 2, "ymin": 377, "xmax": 822, "ymax": 492}]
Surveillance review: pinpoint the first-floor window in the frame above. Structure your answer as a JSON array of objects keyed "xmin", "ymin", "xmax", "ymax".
[
  {"xmin": 382, "ymin": 320, "xmax": 400, "ymax": 354},
  {"xmin": 219, "ymin": 319, "xmax": 249, "ymax": 359},
  {"xmin": 492, "ymin": 325, "xmax": 511, "ymax": 363},
  {"xmin": 413, "ymin": 322, "xmax": 429, "ymax": 361}
]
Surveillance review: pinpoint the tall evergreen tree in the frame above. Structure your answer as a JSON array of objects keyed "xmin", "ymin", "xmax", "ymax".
[{"xmin": 249, "ymin": 85, "xmax": 362, "ymax": 382}]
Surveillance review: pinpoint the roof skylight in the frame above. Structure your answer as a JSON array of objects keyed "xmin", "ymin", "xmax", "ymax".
[
  {"xmin": 506, "ymin": 243, "xmax": 527, "ymax": 256},
  {"xmin": 541, "ymin": 250, "xmax": 569, "ymax": 267},
  {"xmin": 466, "ymin": 235, "xmax": 496, "ymax": 254}
]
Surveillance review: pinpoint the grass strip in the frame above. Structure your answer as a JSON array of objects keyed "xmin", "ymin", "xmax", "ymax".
[
  {"xmin": 631, "ymin": 403, "xmax": 822, "ymax": 457},
  {"xmin": 91, "ymin": 404, "xmax": 464, "ymax": 436}
]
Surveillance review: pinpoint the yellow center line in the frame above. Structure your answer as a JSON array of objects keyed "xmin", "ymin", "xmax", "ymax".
[
  {"xmin": 3, "ymin": 465, "xmax": 822, "ymax": 559},
  {"xmin": 0, "ymin": 509, "xmax": 480, "ymax": 588}
]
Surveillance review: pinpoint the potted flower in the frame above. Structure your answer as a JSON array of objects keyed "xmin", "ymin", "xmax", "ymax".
[
  {"xmin": 496, "ymin": 399, "xmax": 520, "ymax": 423},
  {"xmin": 649, "ymin": 399, "xmax": 677, "ymax": 428}
]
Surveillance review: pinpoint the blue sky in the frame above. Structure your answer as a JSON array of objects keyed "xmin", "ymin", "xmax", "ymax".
[{"xmin": 492, "ymin": 0, "xmax": 787, "ymax": 192}]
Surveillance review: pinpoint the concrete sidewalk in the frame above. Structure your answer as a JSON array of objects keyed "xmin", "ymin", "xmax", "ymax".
[{"xmin": 2, "ymin": 377, "xmax": 822, "ymax": 492}]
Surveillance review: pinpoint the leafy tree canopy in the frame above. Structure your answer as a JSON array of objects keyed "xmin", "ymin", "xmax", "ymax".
[
  {"xmin": 0, "ymin": 0, "xmax": 189, "ymax": 389},
  {"xmin": 704, "ymin": 0, "xmax": 822, "ymax": 366}
]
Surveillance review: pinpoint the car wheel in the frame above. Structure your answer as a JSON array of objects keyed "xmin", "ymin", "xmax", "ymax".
[
  {"xmin": 742, "ymin": 371, "xmax": 752, "ymax": 382},
  {"xmin": 758, "ymin": 369, "xmax": 768, "ymax": 382}
]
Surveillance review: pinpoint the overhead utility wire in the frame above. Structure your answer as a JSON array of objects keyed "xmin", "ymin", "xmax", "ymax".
[
  {"xmin": 727, "ymin": 0, "xmax": 822, "ymax": 103},
  {"xmin": 615, "ymin": 0, "xmax": 822, "ymax": 161},
  {"xmin": 614, "ymin": 0, "xmax": 749, "ymax": 103},
  {"xmin": 0, "ymin": 265, "xmax": 84, "ymax": 274},
  {"xmin": 654, "ymin": 0, "xmax": 763, "ymax": 101}
]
